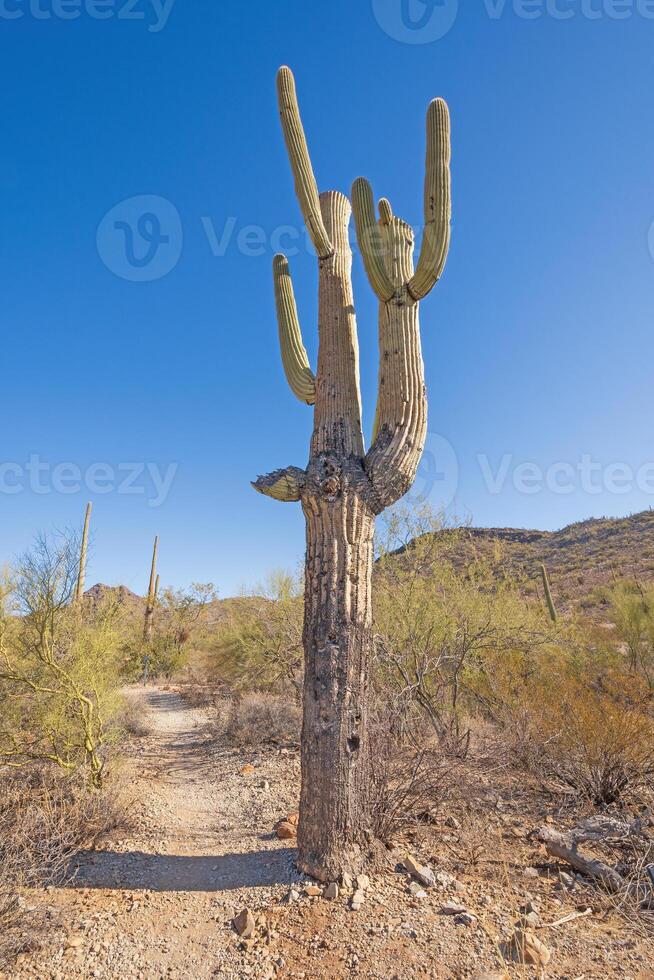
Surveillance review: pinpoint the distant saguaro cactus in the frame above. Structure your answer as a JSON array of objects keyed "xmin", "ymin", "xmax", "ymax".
[
  {"xmin": 143, "ymin": 535, "xmax": 159, "ymax": 642},
  {"xmin": 75, "ymin": 501, "xmax": 93, "ymax": 605},
  {"xmin": 540, "ymin": 562, "xmax": 558, "ymax": 623},
  {"xmin": 252, "ymin": 67, "xmax": 452, "ymax": 880}
]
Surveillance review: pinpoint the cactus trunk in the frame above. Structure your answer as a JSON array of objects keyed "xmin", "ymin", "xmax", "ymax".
[
  {"xmin": 143, "ymin": 535, "xmax": 159, "ymax": 642},
  {"xmin": 299, "ymin": 478, "xmax": 375, "ymax": 879},
  {"xmin": 540, "ymin": 562, "xmax": 557, "ymax": 623},
  {"xmin": 75, "ymin": 502, "xmax": 92, "ymax": 605}
]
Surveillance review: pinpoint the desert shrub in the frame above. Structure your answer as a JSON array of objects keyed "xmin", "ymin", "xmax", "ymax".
[
  {"xmin": 606, "ymin": 580, "xmax": 654, "ymax": 688},
  {"xmin": 526, "ymin": 672, "xmax": 654, "ymax": 805},
  {"xmin": 0, "ymin": 533, "xmax": 126, "ymax": 787},
  {"xmin": 122, "ymin": 582, "xmax": 216, "ymax": 681},
  {"xmin": 218, "ymin": 692, "xmax": 301, "ymax": 746},
  {"xmin": 374, "ymin": 506, "xmax": 554, "ymax": 756},
  {"xmin": 208, "ymin": 570, "xmax": 303, "ymax": 699},
  {"xmin": 0, "ymin": 768, "xmax": 125, "ymax": 967},
  {"xmin": 148, "ymin": 583, "xmax": 216, "ymax": 678}
]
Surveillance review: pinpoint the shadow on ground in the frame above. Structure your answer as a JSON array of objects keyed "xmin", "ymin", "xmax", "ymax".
[{"xmin": 68, "ymin": 847, "xmax": 297, "ymax": 892}]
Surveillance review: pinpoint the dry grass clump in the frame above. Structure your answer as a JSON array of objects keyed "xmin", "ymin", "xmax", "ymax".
[
  {"xmin": 370, "ymin": 745, "xmax": 455, "ymax": 846},
  {"xmin": 0, "ymin": 769, "xmax": 126, "ymax": 968},
  {"xmin": 217, "ymin": 692, "xmax": 301, "ymax": 746}
]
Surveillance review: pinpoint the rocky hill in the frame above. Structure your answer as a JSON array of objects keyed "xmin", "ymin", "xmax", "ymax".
[{"xmin": 423, "ymin": 508, "xmax": 654, "ymax": 613}]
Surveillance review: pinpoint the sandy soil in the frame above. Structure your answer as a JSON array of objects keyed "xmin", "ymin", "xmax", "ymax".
[{"xmin": 9, "ymin": 685, "xmax": 654, "ymax": 979}]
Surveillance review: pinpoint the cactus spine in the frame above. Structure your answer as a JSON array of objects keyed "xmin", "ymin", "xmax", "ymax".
[
  {"xmin": 540, "ymin": 562, "xmax": 557, "ymax": 623},
  {"xmin": 143, "ymin": 535, "xmax": 159, "ymax": 642},
  {"xmin": 252, "ymin": 67, "xmax": 452, "ymax": 881},
  {"xmin": 75, "ymin": 501, "xmax": 92, "ymax": 604}
]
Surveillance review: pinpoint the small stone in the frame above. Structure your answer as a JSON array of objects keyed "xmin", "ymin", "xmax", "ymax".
[
  {"xmin": 341, "ymin": 872, "xmax": 353, "ymax": 891},
  {"xmin": 232, "ymin": 908, "xmax": 255, "ymax": 939},
  {"xmin": 66, "ymin": 937, "xmax": 84, "ymax": 949},
  {"xmin": 441, "ymin": 902, "xmax": 467, "ymax": 916},
  {"xmin": 240, "ymin": 764, "xmax": 255, "ymax": 776},
  {"xmin": 403, "ymin": 855, "xmax": 436, "ymax": 889},
  {"xmin": 274, "ymin": 821, "xmax": 296, "ymax": 840},
  {"xmin": 324, "ymin": 882, "xmax": 339, "ymax": 900},
  {"xmin": 409, "ymin": 881, "xmax": 427, "ymax": 898},
  {"xmin": 445, "ymin": 816, "xmax": 461, "ymax": 830},
  {"xmin": 454, "ymin": 912, "xmax": 477, "ymax": 927},
  {"xmin": 435, "ymin": 870, "xmax": 455, "ymax": 888},
  {"xmin": 287, "ymin": 888, "xmax": 301, "ymax": 902},
  {"xmin": 304, "ymin": 885, "xmax": 321, "ymax": 897},
  {"xmin": 517, "ymin": 911, "xmax": 541, "ymax": 929},
  {"xmin": 523, "ymin": 867, "xmax": 539, "ymax": 878},
  {"xmin": 350, "ymin": 889, "xmax": 365, "ymax": 910},
  {"xmin": 356, "ymin": 874, "xmax": 370, "ymax": 891}
]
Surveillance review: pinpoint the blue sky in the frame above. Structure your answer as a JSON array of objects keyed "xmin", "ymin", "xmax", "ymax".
[{"xmin": 2, "ymin": 0, "xmax": 653, "ymax": 596}]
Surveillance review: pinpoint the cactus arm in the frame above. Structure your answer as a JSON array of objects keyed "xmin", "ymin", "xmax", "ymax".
[
  {"xmin": 252, "ymin": 466, "xmax": 306, "ymax": 502},
  {"xmin": 273, "ymin": 254, "xmax": 316, "ymax": 405},
  {"xmin": 364, "ymin": 217, "xmax": 427, "ymax": 510},
  {"xmin": 351, "ymin": 178, "xmax": 395, "ymax": 302},
  {"xmin": 277, "ymin": 66, "xmax": 333, "ymax": 260},
  {"xmin": 75, "ymin": 501, "xmax": 92, "ymax": 604},
  {"xmin": 407, "ymin": 99, "xmax": 452, "ymax": 302}
]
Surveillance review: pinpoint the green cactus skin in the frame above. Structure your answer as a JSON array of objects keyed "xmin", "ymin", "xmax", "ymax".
[
  {"xmin": 351, "ymin": 179, "xmax": 395, "ymax": 303},
  {"xmin": 407, "ymin": 99, "xmax": 452, "ymax": 301},
  {"xmin": 75, "ymin": 501, "xmax": 92, "ymax": 604},
  {"xmin": 276, "ymin": 66, "xmax": 333, "ymax": 260},
  {"xmin": 273, "ymin": 254, "xmax": 316, "ymax": 405},
  {"xmin": 351, "ymin": 98, "xmax": 451, "ymax": 509},
  {"xmin": 540, "ymin": 562, "xmax": 558, "ymax": 623}
]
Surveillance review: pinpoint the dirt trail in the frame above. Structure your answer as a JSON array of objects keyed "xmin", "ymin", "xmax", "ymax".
[
  {"xmin": 13, "ymin": 686, "xmax": 301, "ymax": 980},
  {"xmin": 12, "ymin": 687, "xmax": 654, "ymax": 979}
]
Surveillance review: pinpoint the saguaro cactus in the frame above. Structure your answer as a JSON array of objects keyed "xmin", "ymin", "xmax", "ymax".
[
  {"xmin": 143, "ymin": 535, "xmax": 159, "ymax": 642},
  {"xmin": 75, "ymin": 501, "xmax": 93, "ymax": 605},
  {"xmin": 540, "ymin": 562, "xmax": 557, "ymax": 623},
  {"xmin": 253, "ymin": 67, "xmax": 452, "ymax": 880}
]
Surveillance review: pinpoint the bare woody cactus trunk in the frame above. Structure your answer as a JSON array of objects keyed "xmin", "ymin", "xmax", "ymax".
[
  {"xmin": 143, "ymin": 535, "xmax": 159, "ymax": 642},
  {"xmin": 75, "ymin": 501, "xmax": 92, "ymax": 605},
  {"xmin": 253, "ymin": 67, "xmax": 452, "ymax": 881}
]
